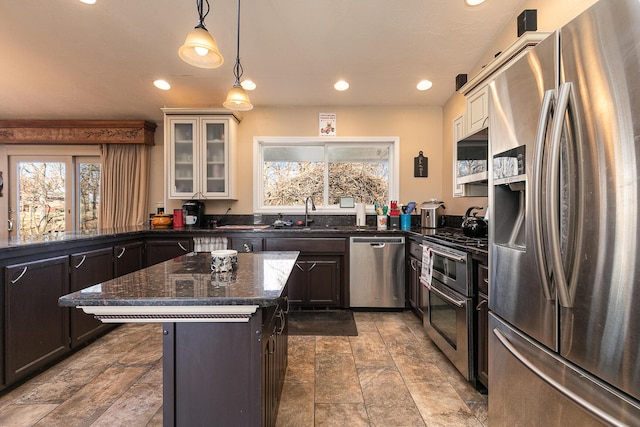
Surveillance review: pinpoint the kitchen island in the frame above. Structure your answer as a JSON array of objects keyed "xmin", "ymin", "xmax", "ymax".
[{"xmin": 59, "ymin": 251, "xmax": 298, "ymax": 427}]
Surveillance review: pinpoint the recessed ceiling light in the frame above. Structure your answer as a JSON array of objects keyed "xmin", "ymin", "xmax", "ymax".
[
  {"xmin": 80, "ymin": 0, "xmax": 96, "ymax": 4},
  {"xmin": 241, "ymin": 80, "xmax": 256, "ymax": 90},
  {"xmin": 153, "ymin": 79, "xmax": 171, "ymax": 90},
  {"xmin": 417, "ymin": 80, "xmax": 433, "ymax": 91},
  {"xmin": 334, "ymin": 80, "xmax": 350, "ymax": 91},
  {"xmin": 465, "ymin": 0, "xmax": 486, "ymax": 6}
]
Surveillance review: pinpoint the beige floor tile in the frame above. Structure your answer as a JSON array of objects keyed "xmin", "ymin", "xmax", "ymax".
[
  {"xmin": 350, "ymin": 331, "xmax": 395, "ymax": 368},
  {"xmin": 315, "ymin": 403, "xmax": 369, "ymax": 426},
  {"xmin": 0, "ymin": 403, "xmax": 59, "ymax": 426},
  {"xmin": 406, "ymin": 379, "xmax": 482, "ymax": 427},
  {"xmin": 276, "ymin": 381, "xmax": 314, "ymax": 427},
  {"xmin": 316, "ymin": 336, "xmax": 352, "ymax": 353},
  {"xmin": 358, "ymin": 366, "xmax": 426, "ymax": 427},
  {"xmin": 90, "ymin": 382, "xmax": 162, "ymax": 427},
  {"xmin": 285, "ymin": 336, "xmax": 315, "ymax": 383},
  {"xmin": 35, "ymin": 366, "xmax": 147, "ymax": 426},
  {"xmin": 315, "ymin": 353, "xmax": 363, "ymax": 404}
]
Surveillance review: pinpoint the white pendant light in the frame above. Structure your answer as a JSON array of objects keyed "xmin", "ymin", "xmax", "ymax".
[
  {"xmin": 178, "ymin": 0, "xmax": 224, "ymax": 69},
  {"xmin": 223, "ymin": 0, "xmax": 253, "ymax": 111}
]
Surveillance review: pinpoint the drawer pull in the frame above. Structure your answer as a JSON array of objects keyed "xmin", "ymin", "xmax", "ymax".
[
  {"xmin": 10, "ymin": 266, "xmax": 28, "ymax": 284},
  {"xmin": 74, "ymin": 255, "xmax": 87, "ymax": 269},
  {"xmin": 116, "ymin": 247, "xmax": 126, "ymax": 259},
  {"xmin": 178, "ymin": 242, "xmax": 188, "ymax": 252}
]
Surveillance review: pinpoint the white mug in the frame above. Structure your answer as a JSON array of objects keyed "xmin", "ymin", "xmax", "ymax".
[{"xmin": 211, "ymin": 250, "xmax": 238, "ymax": 272}]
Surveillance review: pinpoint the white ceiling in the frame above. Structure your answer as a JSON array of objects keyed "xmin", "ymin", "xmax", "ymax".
[{"xmin": 0, "ymin": 0, "xmax": 527, "ymax": 123}]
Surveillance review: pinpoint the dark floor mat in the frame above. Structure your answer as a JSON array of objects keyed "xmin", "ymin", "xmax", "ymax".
[{"xmin": 288, "ymin": 310, "xmax": 358, "ymax": 336}]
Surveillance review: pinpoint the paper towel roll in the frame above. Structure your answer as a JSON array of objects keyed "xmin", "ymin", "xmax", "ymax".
[{"xmin": 356, "ymin": 203, "xmax": 366, "ymax": 226}]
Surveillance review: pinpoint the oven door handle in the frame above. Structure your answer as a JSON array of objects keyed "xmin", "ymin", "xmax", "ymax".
[
  {"xmin": 430, "ymin": 285, "xmax": 465, "ymax": 308},
  {"xmin": 428, "ymin": 248, "xmax": 466, "ymax": 264}
]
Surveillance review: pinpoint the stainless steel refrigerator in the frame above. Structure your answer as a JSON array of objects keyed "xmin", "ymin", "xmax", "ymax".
[{"xmin": 488, "ymin": 0, "xmax": 640, "ymax": 425}]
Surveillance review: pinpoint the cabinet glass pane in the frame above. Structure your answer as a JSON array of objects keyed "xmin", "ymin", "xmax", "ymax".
[
  {"xmin": 174, "ymin": 123, "xmax": 194, "ymax": 194},
  {"xmin": 206, "ymin": 123, "xmax": 225, "ymax": 193}
]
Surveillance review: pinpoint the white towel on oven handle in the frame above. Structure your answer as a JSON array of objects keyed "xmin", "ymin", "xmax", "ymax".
[{"xmin": 419, "ymin": 244, "xmax": 433, "ymax": 290}]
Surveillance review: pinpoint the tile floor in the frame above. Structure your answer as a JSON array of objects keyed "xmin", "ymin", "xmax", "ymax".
[{"xmin": 0, "ymin": 311, "xmax": 487, "ymax": 426}]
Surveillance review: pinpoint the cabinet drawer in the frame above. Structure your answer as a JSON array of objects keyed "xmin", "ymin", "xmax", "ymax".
[
  {"xmin": 265, "ymin": 238, "xmax": 346, "ymax": 253},
  {"xmin": 478, "ymin": 263, "xmax": 488, "ymax": 295}
]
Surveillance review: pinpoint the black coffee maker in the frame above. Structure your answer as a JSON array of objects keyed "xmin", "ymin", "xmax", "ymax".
[{"xmin": 182, "ymin": 200, "xmax": 205, "ymax": 228}]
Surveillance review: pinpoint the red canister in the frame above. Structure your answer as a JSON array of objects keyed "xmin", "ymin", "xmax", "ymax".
[{"xmin": 173, "ymin": 208, "xmax": 184, "ymax": 228}]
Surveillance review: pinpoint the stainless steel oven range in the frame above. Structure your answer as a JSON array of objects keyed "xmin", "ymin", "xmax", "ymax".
[{"xmin": 421, "ymin": 239, "xmax": 474, "ymax": 382}]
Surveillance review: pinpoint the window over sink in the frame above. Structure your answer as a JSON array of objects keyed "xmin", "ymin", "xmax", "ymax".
[{"xmin": 253, "ymin": 137, "xmax": 399, "ymax": 214}]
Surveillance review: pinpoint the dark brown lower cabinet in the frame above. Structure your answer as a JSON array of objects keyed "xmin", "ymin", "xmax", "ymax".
[
  {"xmin": 163, "ymin": 302, "xmax": 287, "ymax": 427},
  {"xmin": 114, "ymin": 241, "xmax": 144, "ymax": 277},
  {"xmin": 69, "ymin": 248, "xmax": 115, "ymax": 348},
  {"xmin": 264, "ymin": 238, "xmax": 345, "ymax": 308},
  {"xmin": 287, "ymin": 256, "xmax": 340, "ymax": 307},
  {"xmin": 145, "ymin": 238, "xmax": 192, "ymax": 266},
  {"xmin": 5, "ymin": 256, "xmax": 69, "ymax": 384}
]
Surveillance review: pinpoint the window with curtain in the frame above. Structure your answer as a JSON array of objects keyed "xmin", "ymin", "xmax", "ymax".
[{"xmin": 9, "ymin": 154, "xmax": 101, "ymax": 237}]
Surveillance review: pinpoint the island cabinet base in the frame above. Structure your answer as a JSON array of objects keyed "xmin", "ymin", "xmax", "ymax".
[{"xmin": 162, "ymin": 305, "xmax": 287, "ymax": 427}]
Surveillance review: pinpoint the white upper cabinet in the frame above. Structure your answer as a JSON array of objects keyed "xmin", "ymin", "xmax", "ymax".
[
  {"xmin": 164, "ymin": 109, "xmax": 240, "ymax": 200},
  {"xmin": 465, "ymin": 86, "xmax": 489, "ymax": 136}
]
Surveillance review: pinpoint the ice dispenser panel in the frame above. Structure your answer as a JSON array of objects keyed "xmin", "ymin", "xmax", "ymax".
[{"xmin": 493, "ymin": 146, "xmax": 526, "ymax": 248}]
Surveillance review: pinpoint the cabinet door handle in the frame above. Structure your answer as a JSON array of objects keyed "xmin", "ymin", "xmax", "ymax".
[
  {"xmin": 178, "ymin": 242, "xmax": 188, "ymax": 252},
  {"xmin": 276, "ymin": 309, "xmax": 286, "ymax": 334},
  {"xmin": 242, "ymin": 243, "xmax": 252, "ymax": 252},
  {"xmin": 116, "ymin": 247, "xmax": 126, "ymax": 259},
  {"xmin": 308, "ymin": 263, "xmax": 317, "ymax": 271},
  {"xmin": 476, "ymin": 299, "xmax": 488, "ymax": 310},
  {"xmin": 74, "ymin": 255, "xmax": 87, "ymax": 269},
  {"xmin": 295, "ymin": 263, "xmax": 304, "ymax": 271},
  {"xmin": 10, "ymin": 266, "xmax": 28, "ymax": 284}
]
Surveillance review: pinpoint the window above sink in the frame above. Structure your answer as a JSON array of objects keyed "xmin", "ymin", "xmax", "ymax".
[{"xmin": 253, "ymin": 137, "xmax": 400, "ymax": 215}]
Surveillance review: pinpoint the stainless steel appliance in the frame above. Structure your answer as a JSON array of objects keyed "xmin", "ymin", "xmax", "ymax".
[
  {"xmin": 349, "ymin": 236, "xmax": 405, "ymax": 308},
  {"xmin": 420, "ymin": 200, "xmax": 445, "ymax": 228},
  {"xmin": 182, "ymin": 200, "xmax": 205, "ymax": 228},
  {"xmin": 489, "ymin": 0, "xmax": 640, "ymax": 424},
  {"xmin": 422, "ymin": 240, "xmax": 474, "ymax": 381}
]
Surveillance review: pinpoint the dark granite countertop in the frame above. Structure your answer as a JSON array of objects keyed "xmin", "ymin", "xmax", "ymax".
[{"xmin": 59, "ymin": 251, "xmax": 299, "ymax": 308}]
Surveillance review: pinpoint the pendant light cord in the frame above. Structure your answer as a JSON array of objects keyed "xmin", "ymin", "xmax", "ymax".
[
  {"xmin": 196, "ymin": 0, "xmax": 210, "ymax": 30},
  {"xmin": 232, "ymin": 0, "xmax": 243, "ymax": 85}
]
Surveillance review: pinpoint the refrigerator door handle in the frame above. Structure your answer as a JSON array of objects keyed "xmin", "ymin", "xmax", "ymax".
[
  {"xmin": 493, "ymin": 328, "xmax": 627, "ymax": 427},
  {"xmin": 533, "ymin": 89, "xmax": 556, "ymax": 300},
  {"xmin": 547, "ymin": 82, "xmax": 574, "ymax": 308}
]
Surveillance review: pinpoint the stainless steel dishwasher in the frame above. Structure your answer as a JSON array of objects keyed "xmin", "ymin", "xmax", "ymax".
[{"xmin": 349, "ymin": 236, "xmax": 405, "ymax": 308}]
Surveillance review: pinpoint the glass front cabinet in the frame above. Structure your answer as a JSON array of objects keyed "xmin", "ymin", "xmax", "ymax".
[{"xmin": 164, "ymin": 109, "xmax": 239, "ymax": 199}]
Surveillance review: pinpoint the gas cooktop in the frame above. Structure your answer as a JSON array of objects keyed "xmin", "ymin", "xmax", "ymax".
[{"xmin": 419, "ymin": 228, "xmax": 488, "ymax": 250}]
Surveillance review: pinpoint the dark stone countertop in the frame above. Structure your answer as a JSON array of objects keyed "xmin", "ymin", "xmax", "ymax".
[{"xmin": 59, "ymin": 251, "xmax": 299, "ymax": 308}]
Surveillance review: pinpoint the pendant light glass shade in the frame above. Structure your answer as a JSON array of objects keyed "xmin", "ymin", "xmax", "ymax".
[
  {"xmin": 223, "ymin": 0, "xmax": 253, "ymax": 111},
  {"xmin": 178, "ymin": 27, "xmax": 223, "ymax": 68},
  {"xmin": 223, "ymin": 83, "xmax": 253, "ymax": 111}
]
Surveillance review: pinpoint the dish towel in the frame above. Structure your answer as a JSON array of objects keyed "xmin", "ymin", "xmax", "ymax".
[
  {"xmin": 193, "ymin": 237, "xmax": 228, "ymax": 252},
  {"xmin": 420, "ymin": 244, "xmax": 433, "ymax": 290}
]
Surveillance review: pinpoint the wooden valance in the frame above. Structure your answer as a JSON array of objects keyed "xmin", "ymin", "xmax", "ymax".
[{"xmin": 0, "ymin": 120, "xmax": 157, "ymax": 146}]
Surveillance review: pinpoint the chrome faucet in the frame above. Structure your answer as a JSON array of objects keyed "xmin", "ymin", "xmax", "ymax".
[{"xmin": 304, "ymin": 196, "xmax": 316, "ymax": 226}]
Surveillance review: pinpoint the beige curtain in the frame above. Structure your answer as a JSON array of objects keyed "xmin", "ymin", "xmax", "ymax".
[{"xmin": 100, "ymin": 144, "xmax": 151, "ymax": 228}]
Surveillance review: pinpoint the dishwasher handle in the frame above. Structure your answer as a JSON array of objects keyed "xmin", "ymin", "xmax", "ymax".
[{"xmin": 371, "ymin": 243, "xmax": 386, "ymax": 248}]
